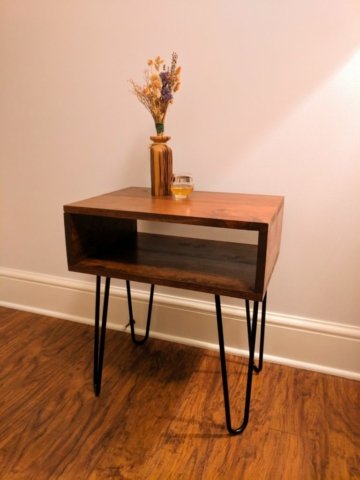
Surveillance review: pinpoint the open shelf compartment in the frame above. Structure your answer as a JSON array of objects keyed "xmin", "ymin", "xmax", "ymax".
[{"xmin": 64, "ymin": 213, "xmax": 259, "ymax": 299}]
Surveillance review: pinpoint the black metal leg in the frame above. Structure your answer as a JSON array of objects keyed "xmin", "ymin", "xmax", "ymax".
[
  {"xmin": 245, "ymin": 293, "xmax": 267, "ymax": 374},
  {"xmin": 245, "ymin": 299, "xmax": 251, "ymax": 348},
  {"xmin": 126, "ymin": 280, "xmax": 155, "ymax": 345},
  {"xmin": 215, "ymin": 294, "xmax": 260, "ymax": 435},
  {"xmin": 253, "ymin": 292, "xmax": 267, "ymax": 374},
  {"xmin": 93, "ymin": 276, "xmax": 111, "ymax": 396}
]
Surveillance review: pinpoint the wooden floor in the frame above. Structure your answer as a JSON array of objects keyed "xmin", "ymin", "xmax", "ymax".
[{"xmin": 0, "ymin": 307, "xmax": 359, "ymax": 479}]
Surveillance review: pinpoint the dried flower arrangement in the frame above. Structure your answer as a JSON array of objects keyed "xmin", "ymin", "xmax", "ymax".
[{"xmin": 130, "ymin": 53, "xmax": 181, "ymax": 135}]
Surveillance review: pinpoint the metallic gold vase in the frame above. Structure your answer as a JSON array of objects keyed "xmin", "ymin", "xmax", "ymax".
[{"xmin": 150, "ymin": 135, "xmax": 173, "ymax": 196}]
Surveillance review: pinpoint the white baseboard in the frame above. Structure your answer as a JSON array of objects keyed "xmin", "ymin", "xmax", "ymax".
[{"xmin": 1, "ymin": 267, "xmax": 359, "ymax": 380}]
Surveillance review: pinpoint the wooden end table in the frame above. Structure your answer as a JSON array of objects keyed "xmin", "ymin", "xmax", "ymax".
[{"xmin": 64, "ymin": 187, "xmax": 284, "ymax": 435}]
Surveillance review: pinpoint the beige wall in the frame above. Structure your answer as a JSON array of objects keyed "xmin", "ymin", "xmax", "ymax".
[{"xmin": 1, "ymin": 1, "xmax": 359, "ymax": 330}]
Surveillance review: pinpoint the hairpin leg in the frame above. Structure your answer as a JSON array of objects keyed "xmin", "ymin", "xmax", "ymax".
[
  {"xmin": 253, "ymin": 292, "xmax": 267, "ymax": 374},
  {"xmin": 93, "ymin": 276, "xmax": 111, "ymax": 396},
  {"xmin": 245, "ymin": 292, "xmax": 267, "ymax": 374},
  {"xmin": 215, "ymin": 294, "xmax": 261, "ymax": 435},
  {"xmin": 245, "ymin": 299, "xmax": 251, "ymax": 348},
  {"xmin": 126, "ymin": 280, "xmax": 155, "ymax": 345}
]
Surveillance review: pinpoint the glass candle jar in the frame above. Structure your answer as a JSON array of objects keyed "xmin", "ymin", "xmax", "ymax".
[{"xmin": 170, "ymin": 174, "xmax": 194, "ymax": 200}]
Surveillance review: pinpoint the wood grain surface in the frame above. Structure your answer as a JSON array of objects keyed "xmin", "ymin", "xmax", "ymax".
[
  {"xmin": 150, "ymin": 142, "xmax": 173, "ymax": 197},
  {"xmin": 64, "ymin": 187, "xmax": 284, "ymax": 230},
  {"xmin": 1, "ymin": 307, "xmax": 358, "ymax": 479}
]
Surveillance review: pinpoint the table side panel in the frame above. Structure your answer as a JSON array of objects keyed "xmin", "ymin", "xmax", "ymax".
[
  {"xmin": 264, "ymin": 200, "xmax": 284, "ymax": 291},
  {"xmin": 255, "ymin": 200, "xmax": 284, "ymax": 296}
]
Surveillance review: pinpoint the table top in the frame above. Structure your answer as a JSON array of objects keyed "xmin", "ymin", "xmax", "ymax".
[{"xmin": 64, "ymin": 187, "xmax": 284, "ymax": 231}]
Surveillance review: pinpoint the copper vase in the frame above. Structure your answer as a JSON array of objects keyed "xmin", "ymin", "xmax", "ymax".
[{"xmin": 150, "ymin": 135, "xmax": 173, "ymax": 196}]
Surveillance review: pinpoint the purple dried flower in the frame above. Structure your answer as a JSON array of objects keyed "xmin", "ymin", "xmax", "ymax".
[
  {"xmin": 160, "ymin": 71, "xmax": 173, "ymax": 102},
  {"xmin": 161, "ymin": 89, "xmax": 173, "ymax": 102},
  {"xmin": 160, "ymin": 71, "xmax": 170, "ymax": 85}
]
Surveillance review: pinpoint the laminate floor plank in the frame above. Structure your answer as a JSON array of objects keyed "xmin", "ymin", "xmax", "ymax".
[{"xmin": 0, "ymin": 307, "xmax": 359, "ymax": 479}]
